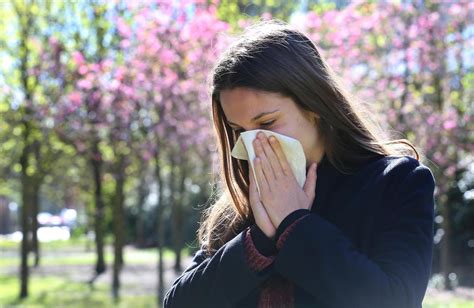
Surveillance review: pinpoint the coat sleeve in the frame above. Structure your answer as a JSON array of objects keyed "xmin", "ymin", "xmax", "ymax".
[
  {"xmin": 163, "ymin": 228, "xmax": 275, "ymax": 308},
  {"xmin": 272, "ymin": 161, "xmax": 436, "ymax": 308}
]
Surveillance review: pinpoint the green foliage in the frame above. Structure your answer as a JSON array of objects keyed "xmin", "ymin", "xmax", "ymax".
[
  {"xmin": 309, "ymin": 1, "xmax": 336, "ymax": 14},
  {"xmin": 217, "ymin": 0, "xmax": 298, "ymax": 27}
]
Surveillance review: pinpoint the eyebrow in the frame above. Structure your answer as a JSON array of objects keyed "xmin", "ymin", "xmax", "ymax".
[{"xmin": 227, "ymin": 109, "xmax": 279, "ymax": 127}]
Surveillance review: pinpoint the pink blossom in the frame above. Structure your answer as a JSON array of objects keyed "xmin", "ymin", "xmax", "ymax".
[
  {"xmin": 78, "ymin": 65, "xmax": 88, "ymax": 75},
  {"xmin": 445, "ymin": 166, "xmax": 456, "ymax": 177},
  {"xmin": 77, "ymin": 79, "xmax": 93, "ymax": 90},
  {"xmin": 117, "ymin": 18, "xmax": 132, "ymax": 38},
  {"xmin": 443, "ymin": 120, "xmax": 457, "ymax": 130},
  {"xmin": 427, "ymin": 115, "xmax": 437, "ymax": 125},
  {"xmin": 75, "ymin": 140, "xmax": 86, "ymax": 152},
  {"xmin": 261, "ymin": 12, "xmax": 272, "ymax": 20},
  {"xmin": 448, "ymin": 4, "xmax": 462, "ymax": 16},
  {"xmin": 142, "ymin": 150, "xmax": 152, "ymax": 161},
  {"xmin": 69, "ymin": 91, "xmax": 82, "ymax": 107},
  {"xmin": 72, "ymin": 51, "xmax": 85, "ymax": 66},
  {"xmin": 120, "ymin": 39, "xmax": 131, "ymax": 49}
]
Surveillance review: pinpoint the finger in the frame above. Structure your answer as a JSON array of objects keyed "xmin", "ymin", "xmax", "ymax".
[
  {"xmin": 249, "ymin": 164, "xmax": 276, "ymax": 231},
  {"xmin": 303, "ymin": 163, "xmax": 318, "ymax": 201},
  {"xmin": 258, "ymin": 134, "xmax": 284, "ymax": 179},
  {"xmin": 251, "ymin": 198, "xmax": 267, "ymax": 222},
  {"xmin": 268, "ymin": 135, "xmax": 295, "ymax": 180},
  {"xmin": 252, "ymin": 198, "xmax": 276, "ymax": 233},
  {"xmin": 248, "ymin": 163, "xmax": 259, "ymax": 201},
  {"xmin": 254, "ymin": 156, "xmax": 271, "ymax": 195},
  {"xmin": 253, "ymin": 138, "xmax": 275, "ymax": 184}
]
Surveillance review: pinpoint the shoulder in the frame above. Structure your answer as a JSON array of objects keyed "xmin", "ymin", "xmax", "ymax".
[
  {"xmin": 368, "ymin": 155, "xmax": 436, "ymax": 202},
  {"xmin": 384, "ymin": 155, "xmax": 434, "ymax": 182},
  {"xmin": 356, "ymin": 155, "xmax": 436, "ymax": 199},
  {"xmin": 366, "ymin": 155, "xmax": 433, "ymax": 182}
]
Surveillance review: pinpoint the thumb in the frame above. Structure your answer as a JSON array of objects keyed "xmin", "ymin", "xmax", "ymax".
[{"xmin": 303, "ymin": 163, "xmax": 318, "ymax": 200}]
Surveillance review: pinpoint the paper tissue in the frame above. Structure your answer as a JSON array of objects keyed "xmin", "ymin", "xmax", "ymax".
[{"xmin": 231, "ymin": 129, "xmax": 307, "ymax": 196}]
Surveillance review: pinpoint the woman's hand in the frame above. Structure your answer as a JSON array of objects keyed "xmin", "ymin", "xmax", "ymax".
[
  {"xmin": 252, "ymin": 132, "xmax": 318, "ymax": 229},
  {"xmin": 249, "ymin": 161, "xmax": 276, "ymax": 240}
]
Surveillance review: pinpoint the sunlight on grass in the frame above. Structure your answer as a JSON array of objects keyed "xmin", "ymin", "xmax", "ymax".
[
  {"xmin": 0, "ymin": 275, "xmax": 158, "ymax": 308},
  {"xmin": 422, "ymin": 299, "xmax": 474, "ymax": 308},
  {"xmin": 0, "ymin": 242, "xmax": 189, "ymax": 268},
  {"xmin": 0, "ymin": 237, "xmax": 91, "ymax": 250},
  {"xmin": 2, "ymin": 238, "xmax": 471, "ymax": 308},
  {"xmin": 0, "ymin": 273, "xmax": 472, "ymax": 308}
]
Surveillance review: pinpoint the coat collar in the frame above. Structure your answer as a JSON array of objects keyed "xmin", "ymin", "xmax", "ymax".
[
  {"xmin": 310, "ymin": 152, "xmax": 343, "ymax": 214},
  {"xmin": 310, "ymin": 152, "xmax": 385, "ymax": 215}
]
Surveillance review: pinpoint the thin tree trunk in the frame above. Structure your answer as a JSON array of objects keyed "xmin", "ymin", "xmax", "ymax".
[
  {"xmin": 16, "ymin": 2, "xmax": 34, "ymax": 297},
  {"xmin": 89, "ymin": 140, "xmax": 106, "ymax": 285},
  {"xmin": 19, "ymin": 133, "xmax": 31, "ymax": 299},
  {"xmin": 172, "ymin": 160, "xmax": 186, "ymax": 273},
  {"xmin": 135, "ymin": 165, "xmax": 148, "ymax": 247},
  {"xmin": 30, "ymin": 138, "xmax": 43, "ymax": 268},
  {"xmin": 88, "ymin": 3, "xmax": 109, "ymax": 285},
  {"xmin": 31, "ymin": 180, "xmax": 41, "ymax": 267},
  {"xmin": 112, "ymin": 154, "xmax": 126, "ymax": 300},
  {"xmin": 440, "ymin": 194, "xmax": 453, "ymax": 290},
  {"xmin": 155, "ymin": 150, "xmax": 165, "ymax": 305}
]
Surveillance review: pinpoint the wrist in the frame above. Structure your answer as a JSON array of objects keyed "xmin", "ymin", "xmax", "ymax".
[
  {"xmin": 275, "ymin": 209, "xmax": 311, "ymax": 243},
  {"xmin": 250, "ymin": 225, "xmax": 278, "ymax": 256}
]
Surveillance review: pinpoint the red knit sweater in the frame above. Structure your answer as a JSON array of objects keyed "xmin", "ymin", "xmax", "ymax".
[{"xmin": 243, "ymin": 214, "xmax": 309, "ymax": 308}]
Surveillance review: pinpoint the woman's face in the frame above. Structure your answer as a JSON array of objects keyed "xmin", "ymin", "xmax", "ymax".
[{"xmin": 219, "ymin": 87, "xmax": 325, "ymax": 168}]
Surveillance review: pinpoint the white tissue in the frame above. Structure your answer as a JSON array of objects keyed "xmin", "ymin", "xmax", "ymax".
[{"xmin": 231, "ymin": 129, "xmax": 307, "ymax": 196}]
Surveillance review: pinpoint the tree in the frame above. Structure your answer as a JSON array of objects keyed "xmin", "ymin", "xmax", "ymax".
[
  {"xmin": 301, "ymin": 0, "xmax": 473, "ymax": 289},
  {"xmin": 0, "ymin": 0, "xmax": 63, "ymax": 297},
  {"xmin": 114, "ymin": 0, "xmax": 227, "ymax": 302}
]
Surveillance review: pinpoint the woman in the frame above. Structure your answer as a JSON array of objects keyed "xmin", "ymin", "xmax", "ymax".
[{"xmin": 164, "ymin": 20, "xmax": 435, "ymax": 308}]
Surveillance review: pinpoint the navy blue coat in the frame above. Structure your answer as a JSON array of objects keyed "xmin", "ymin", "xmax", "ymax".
[{"xmin": 164, "ymin": 153, "xmax": 436, "ymax": 308}]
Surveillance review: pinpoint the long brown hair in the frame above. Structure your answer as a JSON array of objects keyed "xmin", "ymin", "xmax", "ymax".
[{"xmin": 198, "ymin": 20, "xmax": 420, "ymax": 257}]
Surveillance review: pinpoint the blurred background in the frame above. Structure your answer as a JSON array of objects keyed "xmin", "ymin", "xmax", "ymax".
[{"xmin": 0, "ymin": 0, "xmax": 473, "ymax": 307}]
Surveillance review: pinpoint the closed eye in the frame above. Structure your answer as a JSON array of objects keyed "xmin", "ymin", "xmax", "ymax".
[{"xmin": 233, "ymin": 120, "xmax": 275, "ymax": 134}]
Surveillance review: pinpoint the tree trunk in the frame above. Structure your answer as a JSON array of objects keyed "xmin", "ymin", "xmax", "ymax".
[
  {"xmin": 19, "ymin": 160, "xmax": 31, "ymax": 299},
  {"xmin": 135, "ymin": 166, "xmax": 148, "ymax": 247},
  {"xmin": 19, "ymin": 122, "xmax": 31, "ymax": 299},
  {"xmin": 31, "ymin": 180, "xmax": 41, "ymax": 267},
  {"xmin": 172, "ymin": 161, "xmax": 186, "ymax": 273},
  {"xmin": 112, "ymin": 155, "xmax": 126, "ymax": 300},
  {"xmin": 440, "ymin": 194, "xmax": 454, "ymax": 290},
  {"xmin": 89, "ymin": 140, "xmax": 106, "ymax": 285},
  {"xmin": 17, "ymin": 3, "xmax": 34, "ymax": 298},
  {"xmin": 155, "ymin": 151, "xmax": 166, "ymax": 305}
]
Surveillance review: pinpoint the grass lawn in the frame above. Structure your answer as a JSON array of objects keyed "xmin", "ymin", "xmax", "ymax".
[
  {"xmin": 0, "ymin": 238, "xmax": 194, "ymax": 307},
  {"xmin": 0, "ymin": 276, "xmax": 473, "ymax": 308},
  {"xmin": 1, "ymin": 238, "xmax": 472, "ymax": 307},
  {"xmin": 422, "ymin": 299, "xmax": 474, "ymax": 308},
  {"xmin": 0, "ymin": 237, "xmax": 191, "ymax": 268},
  {"xmin": 0, "ymin": 275, "xmax": 158, "ymax": 308},
  {"xmin": 1, "ymin": 273, "xmax": 472, "ymax": 308},
  {"xmin": 0, "ymin": 247, "xmax": 180, "ymax": 268},
  {"xmin": 0, "ymin": 237, "xmax": 91, "ymax": 250}
]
